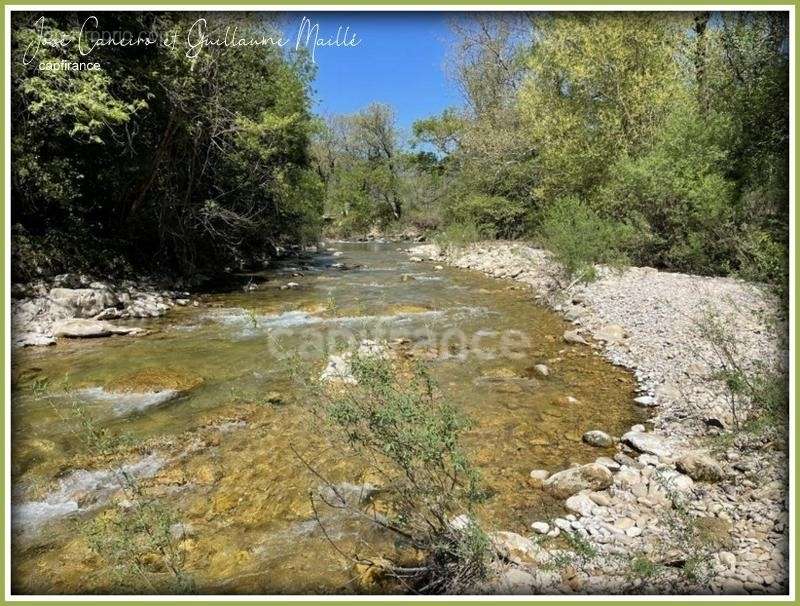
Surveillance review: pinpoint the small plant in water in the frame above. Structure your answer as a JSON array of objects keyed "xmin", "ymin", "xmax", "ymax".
[
  {"xmin": 296, "ymin": 351, "xmax": 491, "ymax": 594},
  {"xmin": 31, "ymin": 376, "xmax": 194, "ymax": 593}
]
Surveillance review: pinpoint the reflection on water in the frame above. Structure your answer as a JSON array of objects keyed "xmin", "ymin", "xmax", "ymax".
[{"xmin": 11, "ymin": 242, "xmax": 645, "ymax": 594}]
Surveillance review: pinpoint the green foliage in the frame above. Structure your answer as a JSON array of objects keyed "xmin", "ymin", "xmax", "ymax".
[
  {"xmin": 629, "ymin": 555, "xmax": 659, "ymax": 580},
  {"xmin": 307, "ymin": 353, "xmax": 490, "ymax": 593},
  {"xmin": 538, "ymin": 196, "xmax": 635, "ymax": 281},
  {"xmin": 448, "ymin": 194, "xmax": 529, "ymax": 239},
  {"xmin": 433, "ymin": 221, "xmax": 489, "ymax": 251},
  {"xmin": 596, "ymin": 107, "xmax": 737, "ymax": 274},
  {"xmin": 84, "ymin": 498, "xmax": 193, "ymax": 594},
  {"xmin": 32, "ymin": 377, "xmax": 192, "ymax": 592},
  {"xmin": 11, "ymin": 12, "xmax": 322, "ymax": 279},
  {"xmin": 408, "ymin": 12, "xmax": 789, "ymax": 294}
]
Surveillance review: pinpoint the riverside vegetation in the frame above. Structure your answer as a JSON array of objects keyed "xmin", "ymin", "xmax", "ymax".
[{"xmin": 10, "ymin": 10, "xmax": 789, "ymax": 595}]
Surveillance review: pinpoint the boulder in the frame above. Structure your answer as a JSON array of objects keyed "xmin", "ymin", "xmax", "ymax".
[
  {"xmin": 493, "ymin": 569, "xmax": 536, "ymax": 594},
  {"xmin": 621, "ymin": 431, "xmax": 675, "ymax": 459},
  {"xmin": 595, "ymin": 456, "xmax": 621, "ymax": 471},
  {"xmin": 676, "ymin": 452, "xmax": 724, "ymax": 482},
  {"xmin": 15, "ymin": 333, "xmax": 56, "ymax": 347},
  {"xmin": 49, "ymin": 287, "xmax": 119, "ymax": 319},
  {"xmin": 543, "ymin": 463, "xmax": 613, "ymax": 498},
  {"xmin": 530, "ymin": 521, "xmax": 549, "ymax": 534},
  {"xmin": 529, "ymin": 469, "xmax": 550, "ymax": 487},
  {"xmin": 320, "ymin": 354, "xmax": 357, "ymax": 384},
  {"xmin": 582, "ymin": 430, "xmax": 613, "ymax": 447},
  {"xmin": 654, "ymin": 469, "xmax": 694, "ymax": 494},
  {"xmin": 52, "ymin": 319, "xmax": 143, "ymax": 338},
  {"xmin": 613, "ymin": 467, "xmax": 642, "ymax": 490}
]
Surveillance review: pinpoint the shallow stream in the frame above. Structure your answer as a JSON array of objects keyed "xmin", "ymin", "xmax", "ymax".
[{"xmin": 10, "ymin": 242, "xmax": 645, "ymax": 594}]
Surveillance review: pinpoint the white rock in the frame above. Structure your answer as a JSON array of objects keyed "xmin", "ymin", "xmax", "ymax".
[
  {"xmin": 565, "ymin": 493, "xmax": 595, "ymax": 516},
  {"xmin": 52, "ymin": 319, "xmax": 143, "ymax": 338},
  {"xmin": 543, "ymin": 463, "xmax": 613, "ymax": 498},
  {"xmin": 621, "ymin": 431, "xmax": 675, "ymax": 459},
  {"xmin": 530, "ymin": 521, "xmax": 549, "ymax": 534},
  {"xmin": 533, "ymin": 364, "xmax": 550, "ymax": 377},
  {"xmin": 529, "ymin": 469, "xmax": 550, "ymax": 487},
  {"xmin": 594, "ymin": 324, "xmax": 626, "ymax": 343},
  {"xmin": 563, "ymin": 329, "xmax": 587, "ymax": 345},
  {"xmin": 553, "ymin": 518, "xmax": 572, "ymax": 532},
  {"xmin": 634, "ymin": 395, "xmax": 658, "ymax": 407},
  {"xmin": 449, "ymin": 514, "xmax": 472, "ymax": 531}
]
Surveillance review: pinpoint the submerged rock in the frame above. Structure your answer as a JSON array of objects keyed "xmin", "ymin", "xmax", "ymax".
[
  {"xmin": 582, "ymin": 430, "xmax": 613, "ymax": 447},
  {"xmin": 563, "ymin": 330, "xmax": 588, "ymax": 345},
  {"xmin": 105, "ymin": 368, "xmax": 203, "ymax": 394},
  {"xmin": 533, "ymin": 364, "xmax": 550, "ymax": 377},
  {"xmin": 543, "ymin": 463, "xmax": 613, "ymax": 498}
]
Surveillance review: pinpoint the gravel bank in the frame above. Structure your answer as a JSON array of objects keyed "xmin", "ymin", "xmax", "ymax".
[{"xmin": 410, "ymin": 241, "xmax": 789, "ymax": 595}]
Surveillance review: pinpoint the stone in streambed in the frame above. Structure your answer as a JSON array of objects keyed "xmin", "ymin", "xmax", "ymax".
[
  {"xmin": 52, "ymin": 318, "xmax": 144, "ymax": 338},
  {"xmin": 529, "ymin": 469, "xmax": 550, "ymax": 487},
  {"xmin": 106, "ymin": 368, "xmax": 203, "ymax": 394},
  {"xmin": 563, "ymin": 330, "xmax": 587, "ymax": 345},
  {"xmin": 533, "ymin": 364, "xmax": 550, "ymax": 377},
  {"xmin": 582, "ymin": 430, "xmax": 613, "ymax": 447},
  {"xmin": 543, "ymin": 463, "xmax": 613, "ymax": 498}
]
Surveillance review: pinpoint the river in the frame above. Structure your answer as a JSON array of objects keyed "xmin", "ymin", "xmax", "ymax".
[{"xmin": 10, "ymin": 241, "xmax": 645, "ymax": 594}]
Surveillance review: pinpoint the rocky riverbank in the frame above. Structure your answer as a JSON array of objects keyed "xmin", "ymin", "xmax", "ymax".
[
  {"xmin": 11, "ymin": 273, "xmax": 197, "ymax": 347},
  {"xmin": 408, "ymin": 242, "xmax": 789, "ymax": 595}
]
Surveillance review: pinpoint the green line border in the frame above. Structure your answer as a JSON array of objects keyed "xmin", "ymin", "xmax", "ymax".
[{"xmin": 0, "ymin": 2, "xmax": 796, "ymax": 605}]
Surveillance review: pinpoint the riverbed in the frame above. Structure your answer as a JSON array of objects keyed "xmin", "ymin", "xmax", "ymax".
[{"xmin": 10, "ymin": 242, "xmax": 646, "ymax": 594}]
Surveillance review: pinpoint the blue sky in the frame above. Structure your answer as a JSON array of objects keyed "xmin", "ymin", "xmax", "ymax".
[{"xmin": 278, "ymin": 12, "xmax": 462, "ymax": 133}]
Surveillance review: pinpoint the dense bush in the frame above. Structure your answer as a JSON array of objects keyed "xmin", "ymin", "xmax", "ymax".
[
  {"xmin": 448, "ymin": 194, "xmax": 530, "ymax": 239},
  {"xmin": 11, "ymin": 12, "xmax": 322, "ymax": 279},
  {"xmin": 537, "ymin": 196, "xmax": 635, "ymax": 281}
]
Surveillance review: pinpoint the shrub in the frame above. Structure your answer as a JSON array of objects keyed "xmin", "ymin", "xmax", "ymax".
[
  {"xmin": 448, "ymin": 194, "xmax": 530, "ymax": 239},
  {"xmin": 595, "ymin": 108, "xmax": 738, "ymax": 275},
  {"xmin": 537, "ymin": 196, "xmax": 635, "ymax": 281},
  {"xmin": 433, "ymin": 221, "xmax": 490, "ymax": 250},
  {"xmin": 303, "ymin": 353, "xmax": 490, "ymax": 593}
]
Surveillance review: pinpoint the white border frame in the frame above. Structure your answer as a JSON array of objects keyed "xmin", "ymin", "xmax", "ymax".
[{"xmin": 3, "ymin": 4, "xmax": 795, "ymax": 601}]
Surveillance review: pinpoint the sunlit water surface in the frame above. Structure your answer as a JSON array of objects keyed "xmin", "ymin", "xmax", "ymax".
[{"xmin": 10, "ymin": 242, "xmax": 645, "ymax": 594}]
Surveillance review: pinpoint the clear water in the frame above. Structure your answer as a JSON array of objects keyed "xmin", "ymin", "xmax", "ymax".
[{"xmin": 10, "ymin": 242, "xmax": 645, "ymax": 594}]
